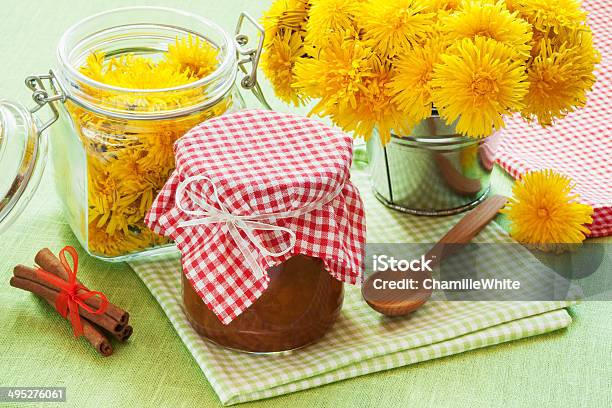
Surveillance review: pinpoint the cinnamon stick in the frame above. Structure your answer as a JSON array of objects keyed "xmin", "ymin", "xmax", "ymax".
[
  {"xmin": 35, "ymin": 248, "xmax": 129, "ymax": 325},
  {"xmin": 80, "ymin": 317, "xmax": 114, "ymax": 357},
  {"xmin": 10, "ymin": 275, "xmax": 124, "ymax": 335},
  {"xmin": 118, "ymin": 325, "xmax": 133, "ymax": 342},
  {"xmin": 10, "ymin": 277, "xmax": 113, "ymax": 356}
]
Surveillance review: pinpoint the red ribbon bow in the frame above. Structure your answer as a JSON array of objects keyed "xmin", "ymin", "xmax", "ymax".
[{"xmin": 35, "ymin": 246, "xmax": 108, "ymax": 338}]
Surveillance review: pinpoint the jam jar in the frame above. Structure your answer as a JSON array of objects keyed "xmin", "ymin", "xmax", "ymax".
[
  {"xmin": 182, "ymin": 255, "xmax": 344, "ymax": 353},
  {"xmin": 0, "ymin": 7, "xmax": 269, "ymax": 260},
  {"xmin": 144, "ymin": 109, "xmax": 366, "ymax": 354}
]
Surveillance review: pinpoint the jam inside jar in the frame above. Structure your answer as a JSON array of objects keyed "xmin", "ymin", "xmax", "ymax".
[{"xmin": 182, "ymin": 255, "xmax": 344, "ymax": 353}]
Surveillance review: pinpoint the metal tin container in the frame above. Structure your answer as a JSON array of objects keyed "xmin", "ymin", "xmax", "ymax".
[{"xmin": 367, "ymin": 116, "xmax": 500, "ymax": 215}]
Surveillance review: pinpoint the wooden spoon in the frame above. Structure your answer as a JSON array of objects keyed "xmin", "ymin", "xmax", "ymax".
[{"xmin": 362, "ymin": 194, "xmax": 508, "ymax": 317}]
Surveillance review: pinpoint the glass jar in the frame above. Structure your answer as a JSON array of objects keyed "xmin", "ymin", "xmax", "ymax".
[
  {"xmin": 0, "ymin": 7, "xmax": 268, "ymax": 260},
  {"xmin": 182, "ymin": 255, "xmax": 344, "ymax": 353}
]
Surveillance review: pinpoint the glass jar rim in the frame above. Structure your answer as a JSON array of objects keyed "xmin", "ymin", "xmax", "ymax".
[{"xmin": 56, "ymin": 6, "xmax": 237, "ymax": 95}]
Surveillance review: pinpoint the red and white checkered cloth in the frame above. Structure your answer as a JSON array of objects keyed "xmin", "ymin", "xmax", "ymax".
[
  {"xmin": 496, "ymin": 0, "xmax": 611, "ymax": 237},
  {"xmin": 146, "ymin": 109, "xmax": 366, "ymax": 324}
]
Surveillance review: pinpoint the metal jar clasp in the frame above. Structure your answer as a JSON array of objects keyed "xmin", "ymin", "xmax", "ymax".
[
  {"xmin": 235, "ymin": 12, "xmax": 271, "ymax": 110},
  {"xmin": 25, "ymin": 70, "xmax": 66, "ymax": 134}
]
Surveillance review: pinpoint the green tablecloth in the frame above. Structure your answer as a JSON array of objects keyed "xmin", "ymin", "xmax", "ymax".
[{"xmin": 1, "ymin": 1, "xmax": 610, "ymax": 407}]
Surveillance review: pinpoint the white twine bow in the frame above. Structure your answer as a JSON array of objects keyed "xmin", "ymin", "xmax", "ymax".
[{"xmin": 176, "ymin": 175, "xmax": 344, "ymax": 280}]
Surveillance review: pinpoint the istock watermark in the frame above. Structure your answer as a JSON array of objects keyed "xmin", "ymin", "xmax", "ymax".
[
  {"xmin": 364, "ymin": 243, "xmax": 610, "ymax": 301},
  {"xmin": 372, "ymin": 254, "xmax": 434, "ymax": 272}
]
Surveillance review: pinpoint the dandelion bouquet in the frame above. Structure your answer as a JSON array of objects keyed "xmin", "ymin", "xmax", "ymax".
[{"xmin": 260, "ymin": 0, "xmax": 599, "ymax": 144}]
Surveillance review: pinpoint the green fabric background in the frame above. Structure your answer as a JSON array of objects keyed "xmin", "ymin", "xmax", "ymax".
[{"xmin": 0, "ymin": 1, "xmax": 610, "ymax": 407}]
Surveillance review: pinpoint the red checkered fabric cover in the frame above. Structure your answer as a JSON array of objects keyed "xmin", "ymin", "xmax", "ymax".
[
  {"xmin": 496, "ymin": 0, "xmax": 611, "ymax": 237},
  {"xmin": 146, "ymin": 109, "xmax": 366, "ymax": 324}
]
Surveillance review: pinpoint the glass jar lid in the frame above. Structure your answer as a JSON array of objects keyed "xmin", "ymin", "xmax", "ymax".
[{"xmin": 0, "ymin": 99, "xmax": 48, "ymax": 233}]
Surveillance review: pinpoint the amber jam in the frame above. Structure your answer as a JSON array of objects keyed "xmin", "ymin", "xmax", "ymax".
[{"xmin": 182, "ymin": 255, "xmax": 344, "ymax": 353}]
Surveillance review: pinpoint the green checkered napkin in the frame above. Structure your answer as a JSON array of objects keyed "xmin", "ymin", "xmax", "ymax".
[{"xmin": 129, "ymin": 169, "xmax": 575, "ymax": 406}]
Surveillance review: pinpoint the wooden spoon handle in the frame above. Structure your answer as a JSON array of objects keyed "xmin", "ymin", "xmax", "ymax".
[{"xmin": 426, "ymin": 194, "xmax": 508, "ymax": 266}]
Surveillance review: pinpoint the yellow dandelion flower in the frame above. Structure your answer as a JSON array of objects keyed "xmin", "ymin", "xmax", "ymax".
[
  {"xmin": 87, "ymin": 164, "xmax": 140, "ymax": 236},
  {"xmin": 88, "ymin": 224, "xmax": 130, "ymax": 257},
  {"xmin": 389, "ymin": 36, "xmax": 448, "ymax": 123},
  {"xmin": 506, "ymin": 0, "xmax": 587, "ymax": 33},
  {"xmin": 110, "ymin": 148, "xmax": 156, "ymax": 194},
  {"xmin": 78, "ymin": 48, "xmax": 214, "ymax": 113},
  {"xmin": 431, "ymin": 37, "xmax": 528, "ymax": 138},
  {"xmin": 163, "ymin": 35, "xmax": 219, "ymax": 79},
  {"xmin": 305, "ymin": 0, "xmax": 361, "ymax": 49},
  {"xmin": 293, "ymin": 33, "xmax": 375, "ymax": 110},
  {"xmin": 527, "ymin": 25, "xmax": 589, "ymax": 58},
  {"xmin": 261, "ymin": 30, "xmax": 306, "ymax": 106},
  {"xmin": 441, "ymin": 0, "xmax": 533, "ymax": 59},
  {"xmin": 501, "ymin": 169, "xmax": 593, "ymax": 248},
  {"xmin": 261, "ymin": 0, "xmax": 310, "ymax": 39},
  {"xmin": 80, "ymin": 51, "xmax": 106, "ymax": 82},
  {"xmin": 358, "ymin": 0, "xmax": 436, "ymax": 59},
  {"xmin": 139, "ymin": 125, "xmax": 182, "ymax": 172},
  {"xmin": 522, "ymin": 28, "xmax": 599, "ymax": 126},
  {"xmin": 294, "ymin": 33, "xmax": 409, "ymax": 142},
  {"xmin": 93, "ymin": 54, "xmax": 194, "ymax": 89},
  {"xmin": 333, "ymin": 60, "xmax": 411, "ymax": 144}
]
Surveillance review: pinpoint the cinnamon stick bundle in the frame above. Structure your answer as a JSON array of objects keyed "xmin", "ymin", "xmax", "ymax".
[
  {"xmin": 10, "ymin": 276, "xmax": 113, "ymax": 357},
  {"xmin": 12, "ymin": 266, "xmax": 125, "ymax": 336},
  {"xmin": 35, "ymin": 248, "xmax": 129, "ymax": 326},
  {"xmin": 10, "ymin": 247, "xmax": 134, "ymax": 357}
]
